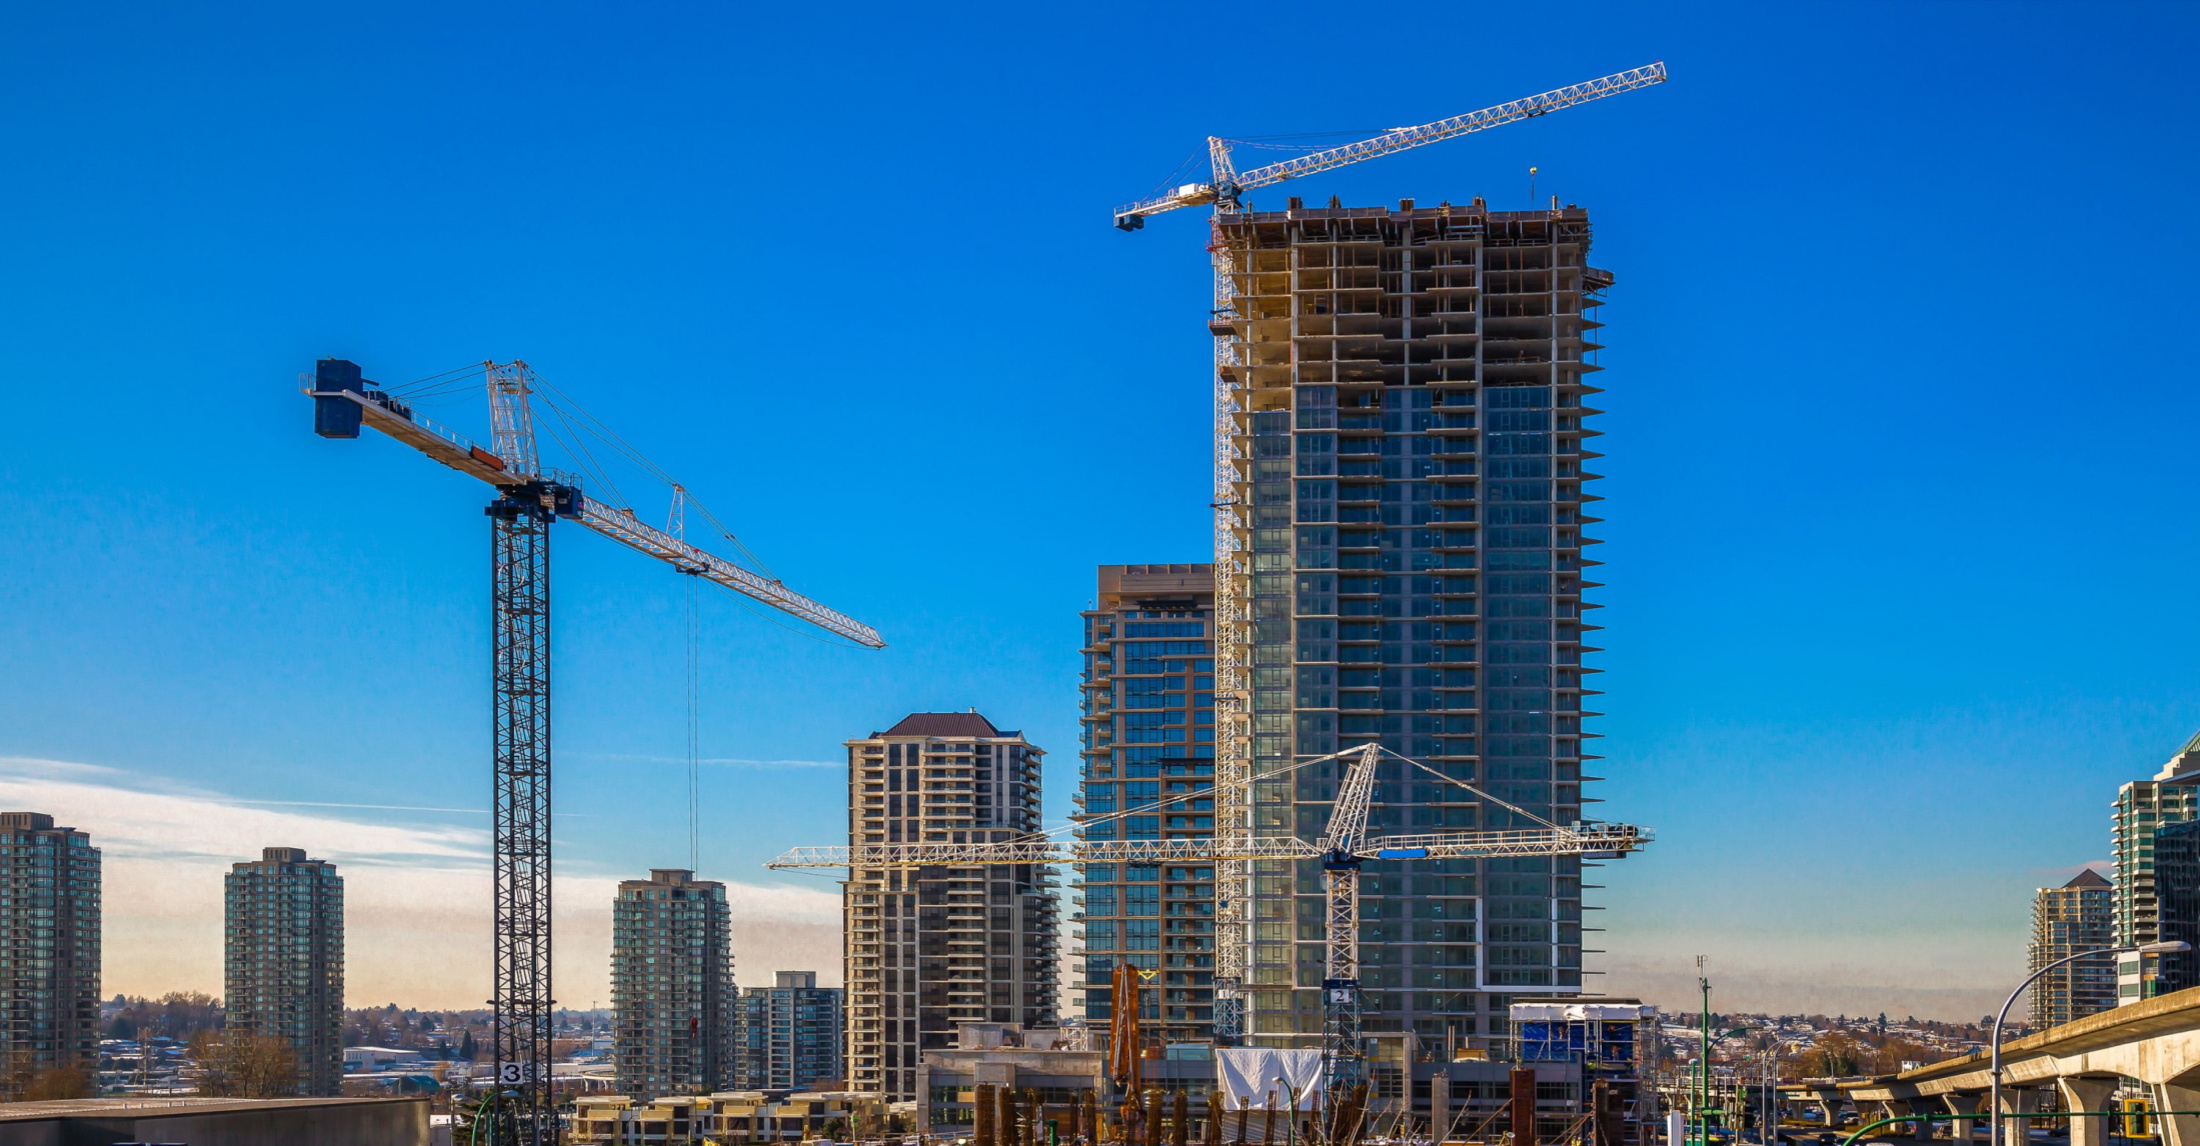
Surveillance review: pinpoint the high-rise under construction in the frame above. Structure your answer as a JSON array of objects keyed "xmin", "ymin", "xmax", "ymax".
[
  {"xmin": 843, "ymin": 713, "xmax": 1057, "ymax": 1101},
  {"xmin": 1212, "ymin": 198, "xmax": 1609, "ymax": 1048}
]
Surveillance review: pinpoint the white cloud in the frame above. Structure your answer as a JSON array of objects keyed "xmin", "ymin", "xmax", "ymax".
[{"xmin": 0, "ymin": 756, "xmax": 841, "ymax": 1010}]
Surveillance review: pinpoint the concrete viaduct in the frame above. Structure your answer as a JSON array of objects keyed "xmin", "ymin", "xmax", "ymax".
[{"xmin": 1779, "ymin": 988, "xmax": 2200, "ymax": 1146}]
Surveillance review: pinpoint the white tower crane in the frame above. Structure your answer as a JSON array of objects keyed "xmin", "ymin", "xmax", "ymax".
[
  {"xmin": 1109, "ymin": 61, "xmax": 1668, "ymax": 1049},
  {"xmin": 768, "ymin": 743, "xmax": 1651, "ymax": 1093}
]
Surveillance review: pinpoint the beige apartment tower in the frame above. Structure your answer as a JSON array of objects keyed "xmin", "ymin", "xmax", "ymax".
[
  {"xmin": 844, "ymin": 713, "xmax": 1056, "ymax": 1101},
  {"xmin": 2029, "ymin": 869, "xmax": 2115, "ymax": 1028}
]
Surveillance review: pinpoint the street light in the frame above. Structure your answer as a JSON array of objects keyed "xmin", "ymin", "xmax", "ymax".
[{"xmin": 1989, "ymin": 940, "xmax": 2191, "ymax": 1146}]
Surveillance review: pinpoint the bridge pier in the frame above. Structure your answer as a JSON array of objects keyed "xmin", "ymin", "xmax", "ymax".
[
  {"xmin": 1941, "ymin": 1094, "xmax": 1980, "ymax": 1142},
  {"xmin": 1995, "ymin": 1086, "xmax": 2040, "ymax": 1146},
  {"xmin": 2151, "ymin": 1083, "xmax": 2200, "ymax": 1146},
  {"xmin": 2057, "ymin": 1077, "xmax": 2117, "ymax": 1146}
]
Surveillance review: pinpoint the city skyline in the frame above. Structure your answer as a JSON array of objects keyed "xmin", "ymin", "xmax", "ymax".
[{"xmin": 2, "ymin": 0, "xmax": 2199, "ymax": 1028}]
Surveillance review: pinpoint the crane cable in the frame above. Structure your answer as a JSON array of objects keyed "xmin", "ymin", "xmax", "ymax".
[
  {"xmin": 686, "ymin": 573, "xmax": 701, "ymax": 873},
  {"xmin": 1040, "ymin": 744, "xmax": 1568, "ymax": 841}
]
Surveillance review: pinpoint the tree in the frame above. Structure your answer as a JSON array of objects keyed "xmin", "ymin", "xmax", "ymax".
[
  {"xmin": 188, "ymin": 1031, "xmax": 299, "ymax": 1098},
  {"xmin": 460, "ymin": 1031, "xmax": 477, "ymax": 1061},
  {"xmin": 1798, "ymin": 1031, "xmax": 1864, "ymax": 1078},
  {"xmin": 107, "ymin": 992, "xmax": 223, "ymax": 1044},
  {"xmin": 23, "ymin": 1066, "xmax": 91, "ymax": 1101}
]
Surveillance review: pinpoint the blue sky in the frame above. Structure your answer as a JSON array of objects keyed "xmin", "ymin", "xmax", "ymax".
[{"xmin": 1, "ymin": 1, "xmax": 2196, "ymax": 1016}]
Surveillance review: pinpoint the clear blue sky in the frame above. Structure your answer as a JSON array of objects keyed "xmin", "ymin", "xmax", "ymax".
[{"xmin": 2, "ymin": 1, "xmax": 2195, "ymax": 1016}]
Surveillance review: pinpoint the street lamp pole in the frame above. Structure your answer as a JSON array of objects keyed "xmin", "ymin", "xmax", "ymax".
[
  {"xmin": 1989, "ymin": 940, "xmax": 2190, "ymax": 1146},
  {"xmin": 1697, "ymin": 958, "xmax": 1711, "ymax": 1146}
]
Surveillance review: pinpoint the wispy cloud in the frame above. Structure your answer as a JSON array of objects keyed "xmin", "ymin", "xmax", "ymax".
[
  {"xmin": 223, "ymin": 799, "xmax": 488, "ymax": 815},
  {"xmin": 565, "ymin": 752, "xmax": 840, "ymax": 769},
  {"xmin": 222, "ymin": 799, "xmax": 600, "ymax": 818},
  {"xmin": 0, "ymin": 755, "xmax": 841, "ymax": 1008}
]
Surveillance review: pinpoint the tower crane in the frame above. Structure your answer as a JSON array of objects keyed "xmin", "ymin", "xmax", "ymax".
[
  {"xmin": 1109, "ymin": 61, "xmax": 1667, "ymax": 1046},
  {"xmin": 308, "ymin": 359, "xmax": 884, "ymax": 1144},
  {"xmin": 767, "ymin": 743, "xmax": 1650, "ymax": 1093}
]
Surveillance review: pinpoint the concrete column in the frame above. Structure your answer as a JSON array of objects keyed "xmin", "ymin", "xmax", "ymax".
[
  {"xmin": 2150, "ymin": 1083, "xmax": 2200, "ymax": 1146},
  {"xmin": 1942, "ymin": 1094, "xmax": 1981, "ymax": 1142},
  {"xmin": 1996, "ymin": 1088, "xmax": 2040, "ymax": 1146},
  {"xmin": 1820, "ymin": 1101, "xmax": 1842, "ymax": 1132},
  {"xmin": 1430, "ymin": 1071, "xmax": 1450, "ymax": 1141},
  {"xmin": 2057, "ymin": 1077, "xmax": 2116, "ymax": 1146},
  {"xmin": 1879, "ymin": 1100, "xmax": 1914, "ymax": 1135}
]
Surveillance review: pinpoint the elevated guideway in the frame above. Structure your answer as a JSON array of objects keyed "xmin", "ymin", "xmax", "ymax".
[{"xmin": 1779, "ymin": 987, "xmax": 2200, "ymax": 1146}]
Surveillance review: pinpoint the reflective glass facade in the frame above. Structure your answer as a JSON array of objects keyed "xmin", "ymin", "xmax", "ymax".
[
  {"xmin": 737, "ymin": 970, "xmax": 845, "ymax": 1091},
  {"xmin": 1077, "ymin": 564, "xmax": 1217, "ymax": 1043}
]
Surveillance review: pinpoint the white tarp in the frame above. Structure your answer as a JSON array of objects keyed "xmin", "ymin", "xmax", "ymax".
[
  {"xmin": 1216, "ymin": 1047, "xmax": 1324, "ymax": 1111},
  {"xmin": 1509, "ymin": 1002, "xmax": 1659, "ymax": 1022}
]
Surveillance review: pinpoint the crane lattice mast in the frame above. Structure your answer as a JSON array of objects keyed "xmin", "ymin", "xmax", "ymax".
[
  {"xmin": 1109, "ymin": 61, "xmax": 1666, "ymax": 1050},
  {"xmin": 310, "ymin": 359, "xmax": 882, "ymax": 1144}
]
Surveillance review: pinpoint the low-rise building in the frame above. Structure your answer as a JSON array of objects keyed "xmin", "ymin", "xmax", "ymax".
[
  {"xmin": 566, "ymin": 1090, "xmax": 880, "ymax": 1145},
  {"xmin": 567, "ymin": 1094, "xmax": 706, "ymax": 1144},
  {"xmin": 915, "ymin": 1023, "xmax": 1207, "ymax": 1135},
  {"xmin": 699, "ymin": 1090, "xmax": 879, "ymax": 1143}
]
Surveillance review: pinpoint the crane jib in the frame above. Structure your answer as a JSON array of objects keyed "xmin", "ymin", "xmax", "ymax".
[
  {"xmin": 1109, "ymin": 61, "xmax": 1667, "ymax": 225},
  {"xmin": 305, "ymin": 358, "xmax": 885, "ymax": 649}
]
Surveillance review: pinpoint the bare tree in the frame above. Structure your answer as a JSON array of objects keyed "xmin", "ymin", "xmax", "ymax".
[{"xmin": 188, "ymin": 1031, "xmax": 299, "ymax": 1098}]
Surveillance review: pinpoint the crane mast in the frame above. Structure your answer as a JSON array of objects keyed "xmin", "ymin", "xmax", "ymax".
[
  {"xmin": 1319, "ymin": 745, "xmax": 1383, "ymax": 1092},
  {"xmin": 1110, "ymin": 61, "xmax": 1668, "ymax": 1050},
  {"xmin": 489, "ymin": 480, "xmax": 554, "ymax": 1135},
  {"xmin": 310, "ymin": 358, "xmax": 880, "ymax": 1144}
]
